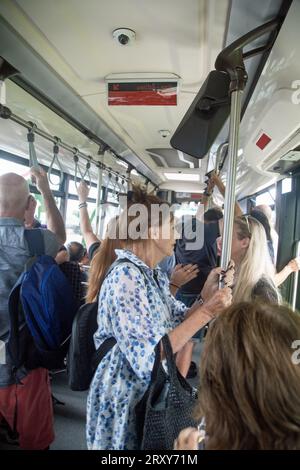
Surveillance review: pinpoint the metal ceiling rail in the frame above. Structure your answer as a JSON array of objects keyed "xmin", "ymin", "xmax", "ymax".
[{"xmin": 0, "ymin": 103, "xmax": 131, "ymax": 183}]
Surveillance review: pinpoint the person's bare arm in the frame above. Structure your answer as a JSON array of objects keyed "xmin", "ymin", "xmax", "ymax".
[
  {"xmin": 30, "ymin": 167, "xmax": 66, "ymax": 245},
  {"xmin": 175, "ymin": 341, "xmax": 194, "ymax": 378},
  {"xmin": 167, "ymin": 288, "xmax": 232, "ymax": 355},
  {"xmin": 275, "ymin": 257, "xmax": 300, "ymax": 287},
  {"xmin": 210, "ymin": 171, "xmax": 243, "ymax": 217},
  {"xmin": 77, "ymin": 181, "xmax": 99, "ymax": 251}
]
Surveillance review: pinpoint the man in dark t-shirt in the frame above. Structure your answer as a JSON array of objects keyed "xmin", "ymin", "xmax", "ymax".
[{"xmin": 175, "ymin": 217, "xmax": 220, "ymax": 307}]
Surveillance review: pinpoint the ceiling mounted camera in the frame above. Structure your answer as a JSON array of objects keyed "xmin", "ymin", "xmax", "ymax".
[{"xmin": 113, "ymin": 28, "xmax": 136, "ymax": 46}]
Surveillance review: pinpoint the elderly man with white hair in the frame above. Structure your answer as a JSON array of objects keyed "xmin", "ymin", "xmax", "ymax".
[{"xmin": 0, "ymin": 167, "xmax": 65, "ymax": 450}]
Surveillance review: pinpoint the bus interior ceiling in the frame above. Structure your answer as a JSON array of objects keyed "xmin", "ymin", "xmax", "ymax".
[{"xmin": 0, "ymin": 0, "xmax": 299, "ymax": 207}]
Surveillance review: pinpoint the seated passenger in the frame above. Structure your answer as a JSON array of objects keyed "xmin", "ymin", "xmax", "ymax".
[
  {"xmin": 86, "ymin": 187, "xmax": 232, "ymax": 450},
  {"xmin": 0, "ymin": 167, "xmax": 65, "ymax": 450},
  {"xmin": 174, "ymin": 302, "xmax": 300, "ymax": 450},
  {"xmin": 67, "ymin": 241, "xmax": 88, "ymax": 264}
]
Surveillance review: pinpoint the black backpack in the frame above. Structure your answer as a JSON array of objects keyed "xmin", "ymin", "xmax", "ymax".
[{"xmin": 67, "ymin": 258, "xmax": 143, "ymax": 391}]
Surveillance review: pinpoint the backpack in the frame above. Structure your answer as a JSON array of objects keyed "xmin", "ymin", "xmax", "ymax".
[
  {"xmin": 68, "ymin": 258, "xmax": 143, "ymax": 391},
  {"xmin": 7, "ymin": 229, "xmax": 78, "ymax": 372},
  {"xmin": 59, "ymin": 261, "xmax": 86, "ymax": 307}
]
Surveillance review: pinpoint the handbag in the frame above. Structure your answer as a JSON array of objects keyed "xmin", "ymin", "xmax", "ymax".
[{"xmin": 135, "ymin": 334, "xmax": 198, "ymax": 450}]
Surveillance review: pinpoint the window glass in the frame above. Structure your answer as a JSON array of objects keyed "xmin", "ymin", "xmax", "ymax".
[
  {"xmin": 65, "ymin": 199, "xmax": 97, "ymax": 244},
  {"xmin": 32, "ymin": 194, "xmax": 61, "ymax": 226},
  {"xmin": 0, "ymin": 156, "xmax": 63, "ymax": 190},
  {"xmin": 107, "ymin": 191, "xmax": 119, "ymax": 204},
  {"xmin": 255, "ymin": 188, "xmax": 276, "ymax": 206},
  {"xmin": 174, "ymin": 201, "xmax": 198, "ymax": 219},
  {"xmin": 281, "ymin": 178, "xmax": 292, "ymax": 195},
  {"xmin": 0, "ymin": 158, "xmax": 30, "ymax": 177},
  {"xmin": 47, "ymin": 172, "xmax": 62, "ymax": 191},
  {"xmin": 68, "ymin": 179, "xmax": 98, "ymax": 199}
]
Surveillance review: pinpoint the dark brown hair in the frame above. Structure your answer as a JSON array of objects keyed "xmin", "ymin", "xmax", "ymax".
[{"xmin": 196, "ymin": 302, "xmax": 300, "ymax": 449}]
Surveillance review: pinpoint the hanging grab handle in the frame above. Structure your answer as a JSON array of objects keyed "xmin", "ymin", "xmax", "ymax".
[
  {"xmin": 73, "ymin": 148, "xmax": 82, "ymax": 189},
  {"xmin": 48, "ymin": 137, "xmax": 64, "ymax": 187},
  {"xmin": 81, "ymin": 158, "xmax": 92, "ymax": 188},
  {"xmin": 73, "ymin": 149, "xmax": 92, "ymax": 189},
  {"xmin": 27, "ymin": 123, "xmax": 39, "ymax": 169}
]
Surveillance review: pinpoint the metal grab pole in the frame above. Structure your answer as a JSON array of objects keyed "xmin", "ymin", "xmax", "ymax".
[
  {"xmin": 99, "ymin": 187, "xmax": 108, "ymax": 240},
  {"xmin": 292, "ymin": 241, "xmax": 300, "ymax": 311},
  {"xmin": 219, "ymin": 89, "xmax": 243, "ymax": 273},
  {"xmin": 96, "ymin": 152, "xmax": 104, "ymax": 236}
]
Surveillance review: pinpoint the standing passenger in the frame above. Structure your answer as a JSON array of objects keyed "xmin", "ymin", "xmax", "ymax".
[
  {"xmin": 175, "ymin": 302, "xmax": 300, "ymax": 450},
  {"xmin": 86, "ymin": 187, "xmax": 231, "ymax": 450},
  {"xmin": 0, "ymin": 168, "xmax": 65, "ymax": 450},
  {"xmin": 220, "ymin": 215, "xmax": 278, "ymax": 303}
]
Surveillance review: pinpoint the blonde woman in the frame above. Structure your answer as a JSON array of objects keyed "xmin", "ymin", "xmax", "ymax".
[{"xmin": 219, "ymin": 215, "xmax": 278, "ymax": 303}]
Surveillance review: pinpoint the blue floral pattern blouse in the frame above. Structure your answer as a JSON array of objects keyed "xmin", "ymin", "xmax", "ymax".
[{"xmin": 86, "ymin": 249, "xmax": 188, "ymax": 450}]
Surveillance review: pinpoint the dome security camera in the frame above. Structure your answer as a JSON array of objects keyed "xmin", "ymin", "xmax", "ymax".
[
  {"xmin": 159, "ymin": 129, "xmax": 171, "ymax": 138},
  {"xmin": 113, "ymin": 28, "xmax": 136, "ymax": 46}
]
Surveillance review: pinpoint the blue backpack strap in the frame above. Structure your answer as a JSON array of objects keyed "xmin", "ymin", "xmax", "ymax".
[{"xmin": 24, "ymin": 229, "xmax": 45, "ymax": 256}]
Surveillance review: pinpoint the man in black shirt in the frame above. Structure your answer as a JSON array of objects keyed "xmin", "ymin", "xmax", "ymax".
[{"xmin": 175, "ymin": 214, "xmax": 221, "ymax": 307}]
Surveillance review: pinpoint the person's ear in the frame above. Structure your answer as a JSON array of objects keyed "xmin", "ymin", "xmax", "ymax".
[
  {"xmin": 240, "ymin": 237, "xmax": 250, "ymax": 249},
  {"xmin": 25, "ymin": 195, "xmax": 32, "ymax": 211}
]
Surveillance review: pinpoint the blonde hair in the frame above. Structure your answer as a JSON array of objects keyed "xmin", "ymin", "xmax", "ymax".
[{"xmin": 233, "ymin": 216, "xmax": 277, "ymax": 303}]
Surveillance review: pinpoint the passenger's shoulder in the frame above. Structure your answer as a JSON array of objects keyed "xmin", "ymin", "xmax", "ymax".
[{"xmin": 106, "ymin": 261, "xmax": 146, "ymax": 287}]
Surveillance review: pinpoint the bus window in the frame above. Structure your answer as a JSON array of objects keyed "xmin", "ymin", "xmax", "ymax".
[
  {"xmin": 281, "ymin": 177, "xmax": 292, "ymax": 194},
  {"xmin": 65, "ymin": 198, "xmax": 96, "ymax": 244}
]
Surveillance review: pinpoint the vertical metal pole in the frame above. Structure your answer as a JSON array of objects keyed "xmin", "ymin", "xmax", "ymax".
[
  {"xmin": 99, "ymin": 187, "xmax": 108, "ymax": 240},
  {"xmin": 292, "ymin": 241, "xmax": 300, "ymax": 311},
  {"xmin": 59, "ymin": 173, "xmax": 69, "ymax": 223},
  {"xmin": 220, "ymin": 89, "xmax": 243, "ymax": 272},
  {"xmin": 96, "ymin": 157, "xmax": 104, "ymax": 236}
]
